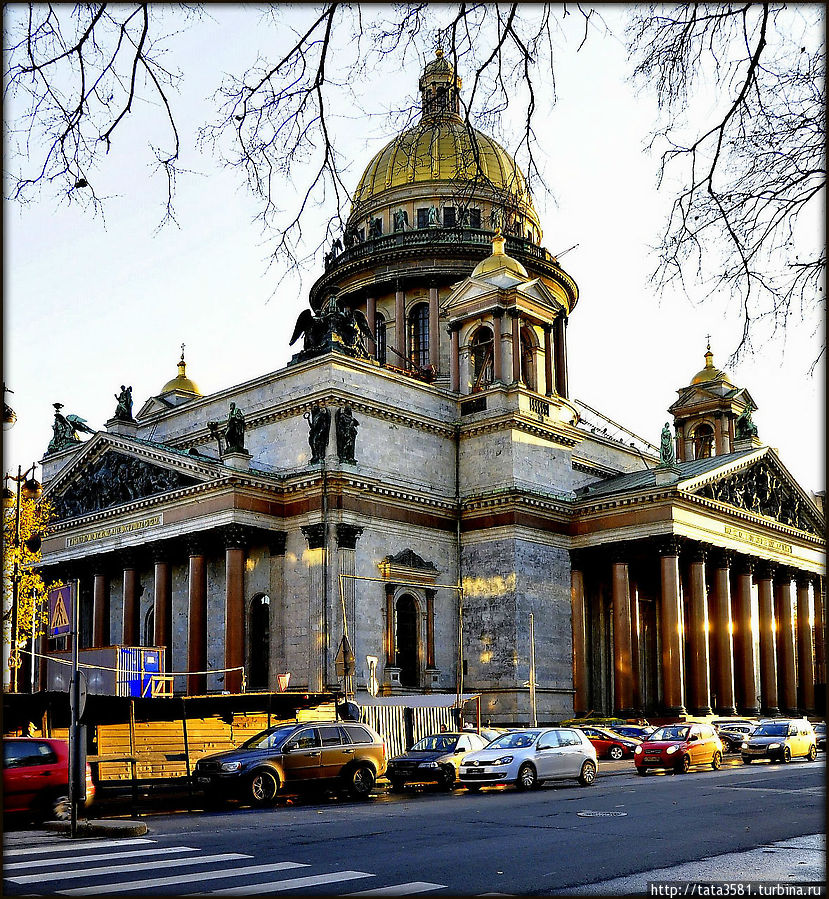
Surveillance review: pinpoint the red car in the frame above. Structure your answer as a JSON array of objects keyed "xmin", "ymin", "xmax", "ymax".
[
  {"xmin": 578, "ymin": 726, "xmax": 640, "ymax": 760},
  {"xmin": 634, "ymin": 723, "xmax": 723, "ymax": 775},
  {"xmin": 3, "ymin": 737, "xmax": 94, "ymax": 820}
]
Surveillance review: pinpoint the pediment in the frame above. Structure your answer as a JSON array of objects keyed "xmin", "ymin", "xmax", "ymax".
[
  {"xmin": 443, "ymin": 275, "xmax": 563, "ymax": 317},
  {"xmin": 669, "ymin": 385, "xmax": 753, "ymax": 413},
  {"xmin": 380, "ymin": 548, "xmax": 440, "ymax": 584},
  {"xmin": 46, "ymin": 435, "xmax": 217, "ymax": 521},
  {"xmin": 683, "ymin": 452, "xmax": 823, "ymax": 537}
]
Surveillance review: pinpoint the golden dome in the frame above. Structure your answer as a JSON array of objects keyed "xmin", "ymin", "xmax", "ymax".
[
  {"xmin": 352, "ymin": 118, "xmax": 531, "ymax": 208},
  {"xmin": 471, "ymin": 229, "xmax": 528, "ymax": 280},
  {"xmin": 690, "ymin": 345, "xmax": 733, "ymax": 386},
  {"xmin": 161, "ymin": 346, "xmax": 201, "ymax": 396}
]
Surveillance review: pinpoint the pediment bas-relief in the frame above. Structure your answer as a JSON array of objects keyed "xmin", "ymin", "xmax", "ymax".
[
  {"xmin": 51, "ymin": 451, "xmax": 200, "ymax": 520},
  {"xmin": 693, "ymin": 459, "xmax": 822, "ymax": 536}
]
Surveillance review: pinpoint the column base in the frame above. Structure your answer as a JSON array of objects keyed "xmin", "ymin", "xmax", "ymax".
[
  {"xmin": 760, "ymin": 705, "xmax": 780, "ymax": 717},
  {"xmin": 691, "ymin": 705, "xmax": 713, "ymax": 716},
  {"xmin": 662, "ymin": 706, "xmax": 687, "ymax": 717},
  {"xmin": 738, "ymin": 706, "xmax": 760, "ymax": 716},
  {"xmin": 615, "ymin": 708, "xmax": 640, "ymax": 719},
  {"xmin": 714, "ymin": 706, "xmax": 738, "ymax": 717}
]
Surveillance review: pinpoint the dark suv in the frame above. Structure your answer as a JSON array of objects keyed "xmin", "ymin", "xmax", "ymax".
[{"xmin": 193, "ymin": 721, "xmax": 387, "ymax": 803}]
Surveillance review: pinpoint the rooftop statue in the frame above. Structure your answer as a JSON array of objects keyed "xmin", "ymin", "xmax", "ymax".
[
  {"xmin": 113, "ymin": 385, "xmax": 134, "ymax": 421},
  {"xmin": 290, "ymin": 296, "xmax": 374, "ymax": 360},
  {"xmin": 735, "ymin": 403, "xmax": 758, "ymax": 439},
  {"xmin": 659, "ymin": 422, "xmax": 676, "ymax": 467},
  {"xmin": 305, "ymin": 403, "xmax": 331, "ymax": 464},
  {"xmin": 47, "ymin": 402, "xmax": 95, "ymax": 454},
  {"xmin": 225, "ymin": 402, "xmax": 246, "ymax": 453},
  {"xmin": 335, "ymin": 405, "xmax": 359, "ymax": 463}
]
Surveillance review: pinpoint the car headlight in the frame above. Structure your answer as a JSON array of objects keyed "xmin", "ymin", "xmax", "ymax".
[
  {"xmin": 768, "ymin": 742, "xmax": 781, "ymax": 750},
  {"xmin": 220, "ymin": 761, "xmax": 242, "ymax": 772},
  {"xmin": 634, "ymin": 746, "xmax": 642, "ymax": 754},
  {"xmin": 419, "ymin": 761, "xmax": 439, "ymax": 768},
  {"xmin": 666, "ymin": 746, "xmax": 678, "ymax": 755},
  {"xmin": 492, "ymin": 756, "xmax": 514, "ymax": 765},
  {"xmin": 741, "ymin": 742, "xmax": 748, "ymax": 749}
]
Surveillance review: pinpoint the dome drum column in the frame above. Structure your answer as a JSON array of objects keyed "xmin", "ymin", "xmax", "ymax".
[
  {"xmin": 449, "ymin": 326, "xmax": 460, "ymax": 393},
  {"xmin": 366, "ymin": 296, "xmax": 377, "ymax": 357},
  {"xmin": 510, "ymin": 312, "xmax": 521, "ymax": 384},
  {"xmin": 492, "ymin": 311, "xmax": 504, "ymax": 385},
  {"xmin": 428, "ymin": 286, "xmax": 440, "ymax": 372},
  {"xmin": 543, "ymin": 325, "xmax": 554, "ymax": 398},
  {"xmin": 554, "ymin": 315, "xmax": 569, "ymax": 399},
  {"xmin": 395, "ymin": 287, "xmax": 406, "ymax": 361}
]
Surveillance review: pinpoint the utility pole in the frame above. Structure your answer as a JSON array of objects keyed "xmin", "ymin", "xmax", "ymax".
[{"xmin": 529, "ymin": 612, "xmax": 537, "ymax": 727}]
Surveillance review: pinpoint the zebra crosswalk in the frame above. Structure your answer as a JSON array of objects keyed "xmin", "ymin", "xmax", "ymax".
[{"xmin": 2, "ymin": 836, "xmax": 450, "ymax": 896}]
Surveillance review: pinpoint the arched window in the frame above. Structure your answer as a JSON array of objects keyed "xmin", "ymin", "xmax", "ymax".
[
  {"xmin": 408, "ymin": 302, "xmax": 430, "ymax": 370},
  {"xmin": 693, "ymin": 423, "xmax": 715, "ymax": 459},
  {"xmin": 520, "ymin": 327, "xmax": 536, "ymax": 391},
  {"xmin": 374, "ymin": 312, "xmax": 387, "ymax": 364},
  {"xmin": 248, "ymin": 594, "xmax": 270, "ymax": 690},
  {"xmin": 142, "ymin": 606, "xmax": 154, "ymax": 647},
  {"xmin": 395, "ymin": 594, "xmax": 419, "ymax": 687},
  {"xmin": 471, "ymin": 326, "xmax": 495, "ymax": 392}
]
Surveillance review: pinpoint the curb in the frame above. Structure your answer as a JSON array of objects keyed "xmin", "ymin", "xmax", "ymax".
[{"xmin": 43, "ymin": 819, "xmax": 149, "ymax": 837}]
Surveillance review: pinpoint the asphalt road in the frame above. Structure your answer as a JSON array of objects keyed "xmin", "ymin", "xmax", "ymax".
[{"xmin": 4, "ymin": 758, "xmax": 824, "ymax": 895}]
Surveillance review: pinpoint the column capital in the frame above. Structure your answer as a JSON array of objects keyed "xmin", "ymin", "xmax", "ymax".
[
  {"xmin": 711, "ymin": 548, "xmax": 736, "ymax": 569},
  {"xmin": 116, "ymin": 548, "xmax": 138, "ymax": 569},
  {"xmin": 335, "ymin": 523, "xmax": 363, "ymax": 550},
  {"xmin": 734, "ymin": 555, "xmax": 755, "ymax": 576},
  {"xmin": 689, "ymin": 543, "xmax": 710, "ymax": 564},
  {"xmin": 90, "ymin": 555, "xmax": 112, "ymax": 577},
  {"xmin": 268, "ymin": 530, "xmax": 287, "ymax": 556},
  {"xmin": 773, "ymin": 565, "xmax": 796, "ymax": 585},
  {"xmin": 657, "ymin": 537, "xmax": 683, "ymax": 558},
  {"xmin": 755, "ymin": 560, "xmax": 776, "ymax": 580},
  {"xmin": 569, "ymin": 548, "xmax": 587, "ymax": 570},
  {"xmin": 301, "ymin": 523, "xmax": 326, "ymax": 550},
  {"xmin": 149, "ymin": 542, "xmax": 169, "ymax": 565},
  {"xmin": 610, "ymin": 544, "xmax": 631, "ymax": 565},
  {"xmin": 185, "ymin": 534, "xmax": 205, "ymax": 558},
  {"xmin": 492, "ymin": 307, "xmax": 504, "ymax": 319},
  {"xmin": 542, "ymin": 321, "xmax": 553, "ymax": 333},
  {"xmin": 384, "ymin": 582, "xmax": 396, "ymax": 598},
  {"xmin": 222, "ymin": 524, "xmax": 249, "ymax": 550},
  {"xmin": 424, "ymin": 587, "xmax": 438, "ymax": 600},
  {"xmin": 795, "ymin": 570, "xmax": 814, "ymax": 589}
]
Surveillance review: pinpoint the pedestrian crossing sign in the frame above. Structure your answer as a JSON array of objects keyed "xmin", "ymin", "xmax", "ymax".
[{"xmin": 48, "ymin": 584, "xmax": 73, "ymax": 637}]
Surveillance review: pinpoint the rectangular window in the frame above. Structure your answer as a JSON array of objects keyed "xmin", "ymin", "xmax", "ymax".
[
  {"xmin": 417, "ymin": 208, "xmax": 429, "ymax": 229},
  {"xmin": 469, "ymin": 208, "xmax": 482, "ymax": 229},
  {"xmin": 443, "ymin": 206, "xmax": 456, "ymax": 228}
]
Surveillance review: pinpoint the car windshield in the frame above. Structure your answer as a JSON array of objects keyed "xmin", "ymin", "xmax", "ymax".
[
  {"xmin": 242, "ymin": 725, "xmax": 297, "ymax": 751},
  {"xmin": 487, "ymin": 731, "xmax": 540, "ymax": 750},
  {"xmin": 815, "ymin": 724, "xmax": 826, "ymax": 734},
  {"xmin": 754, "ymin": 724, "xmax": 788, "ymax": 737},
  {"xmin": 649, "ymin": 726, "xmax": 689, "ymax": 742},
  {"xmin": 411, "ymin": 735, "xmax": 458, "ymax": 752}
]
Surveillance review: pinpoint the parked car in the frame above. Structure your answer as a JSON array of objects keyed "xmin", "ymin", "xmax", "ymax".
[
  {"xmin": 715, "ymin": 723, "xmax": 755, "ymax": 753},
  {"xmin": 577, "ymin": 725, "xmax": 640, "ymax": 760},
  {"xmin": 741, "ymin": 719, "xmax": 817, "ymax": 764},
  {"xmin": 193, "ymin": 720, "xmax": 387, "ymax": 803},
  {"xmin": 387, "ymin": 732, "xmax": 490, "ymax": 791},
  {"xmin": 610, "ymin": 725, "xmax": 654, "ymax": 741},
  {"xmin": 634, "ymin": 723, "xmax": 723, "ymax": 774},
  {"xmin": 458, "ymin": 727, "xmax": 598, "ymax": 791},
  {"xmin": 813, "ymin": 722, "xmax": 826, "ymax": 751},
  {"xmin": 3, "ymin": 737, "xmax": 94, "ymax": 821}
]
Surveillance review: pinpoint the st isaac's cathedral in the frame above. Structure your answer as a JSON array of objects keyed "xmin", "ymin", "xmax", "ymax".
[{"xmin": 38, "ymin": 51, "xmax": 825, "ymax": 723}]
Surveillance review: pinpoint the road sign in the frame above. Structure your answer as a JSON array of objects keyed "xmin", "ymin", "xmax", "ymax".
[
  {"xmin": 366, "ymin": 655, "xmax": 379, "ymax": 696},
  {"xmin": 48, "ymin": 584, "xmax": 73, "ymax": 638},
  {"xmin": 335, "ymin": 636, "xmax": 355, "ymax": 677}
]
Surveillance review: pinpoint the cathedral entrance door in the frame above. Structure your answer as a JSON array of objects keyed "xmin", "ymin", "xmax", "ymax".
[{"xmin": 396, "ymin": 595, "xmax": 419, "ymax": 687}]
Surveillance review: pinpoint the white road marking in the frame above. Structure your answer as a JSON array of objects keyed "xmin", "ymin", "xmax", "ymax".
[
  {"xmin": 347, "ymin": 882, "xmax": 446, "ymax": 895},
  {"xmin": 210, "ymin": 870, "xmax": 375, "ymax": 894},
  {"xmin": 3, "ymin": 838, "xmax": 155, "ymax": 857},
  {"xmin": 60, "ymin": 862, "xmax": 308, "ymax": 895},
  {"xmin": 9, "ymin": 852, "xmax": 248, "ymax": 884},
  {"xmin": 5, "ymin": 845, "xmax": 197, "ymax": 872}
]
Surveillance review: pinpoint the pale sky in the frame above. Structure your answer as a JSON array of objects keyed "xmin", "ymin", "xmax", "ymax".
[{"xmin": 4, "ymin": 5, "xmax": 824, "ymax": 495}]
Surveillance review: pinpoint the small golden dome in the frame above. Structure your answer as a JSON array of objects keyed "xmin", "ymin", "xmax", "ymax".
[
  {"xmin": 161, "ymin": 346, "xmax": 201, "ymax": 396},
  {"xmin": 471, "ymin": 228, "xmax": 529, "ymax": 280},
  {"xmin": 690, "ymin": 344, "xmax": 733, "ymax": 386}
]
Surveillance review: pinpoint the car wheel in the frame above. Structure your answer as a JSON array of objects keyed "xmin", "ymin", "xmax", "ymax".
[
  {"xmin": 742, "ymin": 757, "xmax": 752, "ymax": 765},
  {"xmin": 675, "ymin": 754, "xmax": 691, "ymax": 774},
  {"xmin": 609, "ymin": 745, "xmax": 624, "ymax": 761},
  {"xmin": 635, "ymin": 767, "xmax": 647, "ymax": 776},
  {"xmin": 807, "ymin": 745, "xmax": 817, "ymax": 761},
  {"xmin": 579, "ymin": 760, "xmax": 597, "ymax": 786},
  {"xmin": 50, "ymin": 793, "xmax": 71, "ymax": 821},
  {"xmin": 711, "ymin": 751, "xmax": 722, "ymax": 770},
  {"xmin": 249, "ymin": 769, "xmax": 280, "ymax": 805},
  {"xmin": 464, "ymin": 783, "xmax": 482, "ymax": 792},
  {"xmin": 347, "ymin": 764, "xmax": 376, "ymax": 799},
  {"xmin": 782, "ymin": 746, "xmax": 791, "ymax": 764},
  {"xmin": 389, "ymin": 778, "xmax": 406, "ymax": 793},
  {"xmin": 516, "ymin": 762, "xmax": 538, "ymax": 790},
  {"xmin": 439, "ymin": 768, "xmax": 456, "ymax": 791}
]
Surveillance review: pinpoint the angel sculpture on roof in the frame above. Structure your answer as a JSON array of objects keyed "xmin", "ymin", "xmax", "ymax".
[
  {"xmin": 47, "ymin": 402, "xmax": 95, "ymax": 454},
  {"xmin": 290, "ymin": 295, "xmax": 374, "ymax": 359}
]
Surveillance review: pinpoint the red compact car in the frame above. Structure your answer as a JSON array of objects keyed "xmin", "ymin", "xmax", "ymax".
[
  {"xmin": 3, "ymin": 737, "xmax": 94, "ymax": 820},
  {"xmin": 634, "ymin": 723, "xmax": 723, "ymax": 775},
  {"xmin": 578, "ymin": 726, "xmax": 640, "ymax": 760}
]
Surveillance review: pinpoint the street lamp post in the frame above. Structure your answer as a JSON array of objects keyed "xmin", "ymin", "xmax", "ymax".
[{"xmin": 5, "ymin": 463, "xmax": 43, "ymax": 693}]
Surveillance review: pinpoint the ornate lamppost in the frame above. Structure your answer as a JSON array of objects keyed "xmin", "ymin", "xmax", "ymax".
[{"xmin": 4, "ymin": 463, "xmax": 43, "ymax": 692}]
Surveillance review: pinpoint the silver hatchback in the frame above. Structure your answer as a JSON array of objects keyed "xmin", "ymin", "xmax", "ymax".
[{"xmin": 459, "ymin": 727, "xmax": 598, "ymax": 791}]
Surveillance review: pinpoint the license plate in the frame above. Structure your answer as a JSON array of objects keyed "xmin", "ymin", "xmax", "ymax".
[{"xmin": 197, "ymin": 776, "xmax": 210, "ymax": 784}]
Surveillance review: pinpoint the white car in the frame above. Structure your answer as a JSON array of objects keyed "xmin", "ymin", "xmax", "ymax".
[{"xmin": 459, "ymin": 727, "xmax": 598, "ymax": 791}]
